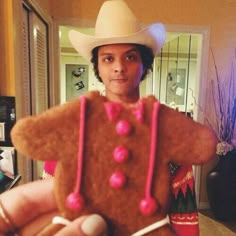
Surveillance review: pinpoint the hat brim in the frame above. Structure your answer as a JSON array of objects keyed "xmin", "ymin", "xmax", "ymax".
[{"xmin": 68, "ymin": 23, "xmax": 166, "ymax": 61}]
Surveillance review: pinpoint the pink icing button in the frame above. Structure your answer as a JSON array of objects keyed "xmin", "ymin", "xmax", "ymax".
[
  {"xmin": 139, "ymin": 197, "xmax": 158, "ymax": 216},
  {"xmin": 66, "ymin": 192, "xmax": 84, "ymax": 211},
  {"xmin": 116, "ymin": 119, "xmax": 131, "ymax": 136},
  {"xmin": 109, "ymin": 172, "xmax": 126, "ymax": 188},
  {"xmin": 113, "ymin": 145, "xmax": 129, "ymax": 163}
]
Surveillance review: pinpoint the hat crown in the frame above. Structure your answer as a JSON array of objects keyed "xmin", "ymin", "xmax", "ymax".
[
  {"xmin": 68, "ymin": 0, "xmax": 166, "ymax": 61},
  {"xmin": 95, "ymin": 0, "xmax": 141, "ymax": 37}
]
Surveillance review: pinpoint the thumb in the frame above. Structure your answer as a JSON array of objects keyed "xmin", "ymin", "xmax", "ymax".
[{"xmin": 80, "ymin": 214, "xmax": 107, "ymax": 236}]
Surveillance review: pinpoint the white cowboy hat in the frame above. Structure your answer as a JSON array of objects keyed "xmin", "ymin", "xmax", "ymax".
[{"xmin": 68, "ymin": 0, "xmax": 166, "ymax": 61}]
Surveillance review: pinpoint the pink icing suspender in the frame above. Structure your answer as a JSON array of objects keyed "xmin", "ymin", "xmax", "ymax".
[
  {"xmin": 66, "ymin": 96, "xmax": 86, "ymax": 211},
  {"xmin": 139, "ymin": 101, "xmax": 160, "ymax": 216}
]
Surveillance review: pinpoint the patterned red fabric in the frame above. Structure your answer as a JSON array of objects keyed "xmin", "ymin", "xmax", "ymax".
[
  {"xmin": 169, "ymin": 165, "xmax": 199, "ymax": 236},
  {"xmin": 42, "ymin": 161, "xmax": 56, "ymax": 178},
  {"xmin": 43, "ymin": 161, "xmax": 56, "ymax": 176},
  {"xmin": 171, "ymin": 221, "xmax": 199, "ymax": 236}
]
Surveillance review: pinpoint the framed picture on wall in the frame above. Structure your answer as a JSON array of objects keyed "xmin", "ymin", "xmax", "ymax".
[
  {"xmin": 0, "ymin": 123, "xmax": 5, "ymax": 142},
  {"xmin": 65, "ymin": 64, "xmax": 89, "ymax": 101},
  {"xmin": 166, "ymin": 68, "xmax": 186, "ymax": 107},
  {"xmin": 0, "ymin": 147, "xmax": 21, "ymax": 193},
  {"xmin": 0, "ymin": 96, "xmax": 16, "ymax": 146},
  {"xmin": 0, "ymin": 147, "xmax": 17, "ymax": 179}
]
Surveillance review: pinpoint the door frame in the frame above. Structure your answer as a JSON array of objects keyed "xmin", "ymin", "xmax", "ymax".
[
  {"xmin": 12, "ymin": 0, "xmax": 59, "ymax": 182},
  {"xmin": 165, "ymin": 24, "xmax": 210, "ymax": 208}
]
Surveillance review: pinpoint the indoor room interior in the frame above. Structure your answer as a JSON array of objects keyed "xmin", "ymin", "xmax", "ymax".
[{"xmin": 0, "ymin": 0, "xmax": 236, "ymax": 235}]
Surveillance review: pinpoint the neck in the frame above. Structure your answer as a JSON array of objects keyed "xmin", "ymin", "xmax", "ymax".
[{"xmin": 105, "ymin": 91, "xmax": 140, "ymax": 107}]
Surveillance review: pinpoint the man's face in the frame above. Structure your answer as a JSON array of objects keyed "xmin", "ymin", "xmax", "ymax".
[{"xmin": 97, "ymin": 44, "xmax": 144, "ymax": 102}]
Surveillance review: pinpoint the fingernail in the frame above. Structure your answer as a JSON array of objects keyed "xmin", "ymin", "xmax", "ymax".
[{"xmin": 81, "ymin": 214, "xmax": 107, "ymax": 236}]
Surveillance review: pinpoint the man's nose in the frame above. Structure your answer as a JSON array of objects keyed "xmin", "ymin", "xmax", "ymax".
[{"xmin": 114, "ymin": 59, "xmax": 125, "ymax": 72}]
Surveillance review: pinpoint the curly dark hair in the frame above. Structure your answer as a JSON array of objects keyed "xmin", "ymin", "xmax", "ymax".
[{"xmin": 90, "ymin": 44, "xmax": 154, "ymax": 82}]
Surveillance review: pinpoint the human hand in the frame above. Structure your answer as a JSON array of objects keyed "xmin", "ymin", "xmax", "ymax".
[{"xmin": 0, "ymin": 179, "xmax": 107, "ymax": 236}]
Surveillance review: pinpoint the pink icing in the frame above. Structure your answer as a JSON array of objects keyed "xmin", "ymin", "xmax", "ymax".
[
  {"xmin": 140, "ymin": 101, "xmax": 160, "ymax": 216},
  {"xmin": 132, "ymin": 99, "xmax": 144, "ymax": 123},
  {"xmin": 113, "ymin": 145, "xmax": 129, "ymax": 163},
  {"xmin": 66, "ymin": 192, "xmax": 84, "ymax": 211},
  {"xmin": 109, "ymin": 171, "xmax": 126, "ymax": 188},
  {"xmin": 104, "ymin": 102, "xmax": 122, "ymax": 121},
  {"xmin": 139, "ymin": 197, "xmax": 158, "ymax": 216},
  {"xmin": 66, "ymin": 96, "xmax": 86, "ymax": 211},
  {"xmin": 116, "ymin": 120, "xmax": 131, "ymax": 136}
]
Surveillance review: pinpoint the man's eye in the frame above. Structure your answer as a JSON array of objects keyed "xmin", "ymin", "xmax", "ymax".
[
  {"xmin": 126, "ymin": 54, "xmax": 136, "ymax": 61},
  {"xmin": 104, "ymin": 56, "xmax": 113, "ymax": 62}
]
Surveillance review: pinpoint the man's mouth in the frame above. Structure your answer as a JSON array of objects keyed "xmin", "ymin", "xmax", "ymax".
[{"xmin": 111, "ymin": 77, "xmax": 127, "ymax": 81}]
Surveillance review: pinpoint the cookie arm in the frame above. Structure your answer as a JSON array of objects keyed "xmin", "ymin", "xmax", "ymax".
[
  {"xmin": 158, "ymin": 105, "xmax": 217, "ymax": 165},
  {"xmin": 10, "ymin": 99, "xmax": 81, "ymax": 162}
]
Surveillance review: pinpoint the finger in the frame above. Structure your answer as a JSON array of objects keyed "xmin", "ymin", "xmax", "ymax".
[
  {"xmin": 19, "ymin": 211, "xmax": 58, "ymax": 235},
  {"xmin": 54, "ymin": 217, "xmax": 85, "ymax": 236},
  {"xmin": 55, "ymin": 214, "xmax": 107, "ymax": 236},
  {"xmin": 0, "ymin": 179, "xmax": 56, "ymax": 231}
]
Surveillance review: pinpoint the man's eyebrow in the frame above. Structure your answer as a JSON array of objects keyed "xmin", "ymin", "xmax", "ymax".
[
  {"xmin": 99, "ymin": 47, "xmax": 139, "ymax": 56},
  {"xmin": 125, "ymin": 47, "xmax": 139, "ymax": 54},
  {"xmin": 99, "ymin": 52, "xmax": 113, "ymax": 56}
]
